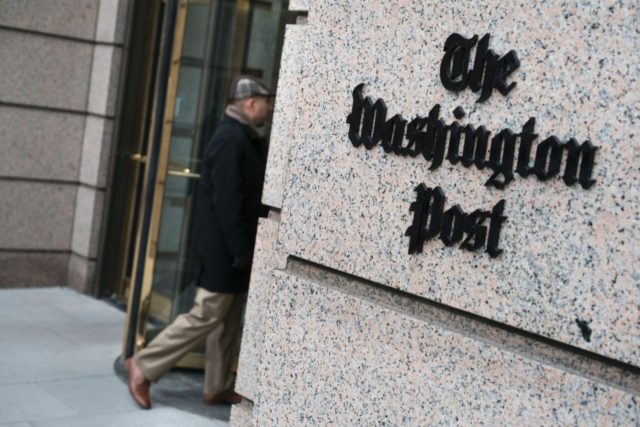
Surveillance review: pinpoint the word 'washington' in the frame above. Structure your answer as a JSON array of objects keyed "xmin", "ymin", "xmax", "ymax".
[
  {"xmin": 406, "ymin": 184, "xmax": 506, "ymax": 258},
  {"xmin": 346, "ymin": 84, "xmax": 598, "ymax": 189}
]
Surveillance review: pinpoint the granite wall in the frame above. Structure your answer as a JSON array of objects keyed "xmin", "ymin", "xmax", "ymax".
[
  {"xmin": 233, "ymin": 0, "xmax": 639, "ymax": 425},
  {"xmin": 0, "ymin": 0, "xmax": 129, "ymax": 292}
]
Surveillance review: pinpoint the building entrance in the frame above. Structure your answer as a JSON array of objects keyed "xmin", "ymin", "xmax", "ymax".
[{"xmin": 102, "ymin": 0, "xmax": 292, "ymax": 367}]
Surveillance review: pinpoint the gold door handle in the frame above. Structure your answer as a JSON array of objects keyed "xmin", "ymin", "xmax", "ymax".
[
  {"xmin": 167, "ymin": 164, "xmax": 200, "ymax": 178},
  {"xmin": 130, "ymin": 153, "xmax": 147, "ymax": 163}
]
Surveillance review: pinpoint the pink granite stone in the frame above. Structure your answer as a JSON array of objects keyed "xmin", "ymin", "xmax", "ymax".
[
  {"xmin": 235, "ymin": 217, "xmax": 287, "ymax": 401},
  {"xmin": 253, "ymin": 271, "xmax": 637, "ymax": 425},
  {"xmin": 274, "ymin": 0, "xmax": 640, "ymax": 364}
]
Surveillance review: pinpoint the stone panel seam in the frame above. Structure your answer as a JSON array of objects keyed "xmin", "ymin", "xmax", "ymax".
[
  {"xmin": 0, "ymin": 101, "xmax": 115, "ymax": 120},
  {"xmin": 69, "ymin": 250, "xmax": 98, "ymax": 262},
  {"xmin": 84, "ymin": 44, "xmax": 97, "ymax": 113},
  {"xmin": 283, "ymin": 256, "xmax": 640, "ymax": 395},
  {"xmin": 0, "ymin": 176, "xmax": 106, "ymax": 191},
  {"xmin": 0, "ymin": 249, "xmax": 70, "ymax": 254},
  {"xmin": 0, "ymin": 25, "xmax": 124, "ymax": 48},
  {"xmin": 67, "ymin": 185, "xmax": 80, "ymax": 258},
  {"xmin": 91, "ymin": 0, "xmax": 102, "ymax": 41},
  {"xmin": 77, "ymin": 114, "xmax": 89, "ymax": 183}
]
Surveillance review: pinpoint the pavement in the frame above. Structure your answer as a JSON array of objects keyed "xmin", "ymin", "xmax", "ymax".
[{"xmin": 0, "ymin": 287, "xmax": 231, "ymax": 426}]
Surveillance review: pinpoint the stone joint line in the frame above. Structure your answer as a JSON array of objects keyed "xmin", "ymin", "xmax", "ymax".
[{"xmin": 282, "ymin": 256, "xmax": 640, "ymax": 395}]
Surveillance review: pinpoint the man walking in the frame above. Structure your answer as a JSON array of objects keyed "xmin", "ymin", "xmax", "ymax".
[{"xmin": 126, "ymin": 75, "xmax": 274, "ymax": 409}]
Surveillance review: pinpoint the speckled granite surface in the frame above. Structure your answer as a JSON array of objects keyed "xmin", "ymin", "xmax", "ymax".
[
  {"xmin": 276, "ymin": 0, "xmax": 640, "ymax": 364},
  {"xmin": 231, "ymin": 1, "xmax": 640, "ymax": 425},
  {"xmin": 0, "ymin": 0, "xmax": 99, "ymax": 40},
  {"xmin": 235, "ymin": 217, "xmax": 287, "ymax": 401},
  {"xmin": 262, "ymin": 25, "xmax": 307, "ymax": 208},
  {"xmin": 284, "ymin": 258, "xmax": 639, "ymax": 393},
  {"xmin": 252, "ymin": 271, "xmax": 637, "ymax": 425},
  {"xmin": 288, "ymin": 0, "xmax": 309, "ymax": 12},
  {"xmin": 229, "ymin": 400, "xmax": 253, "ymax": 427}
]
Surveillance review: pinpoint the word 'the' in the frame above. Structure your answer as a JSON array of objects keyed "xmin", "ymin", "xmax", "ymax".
[{"xmin": 440, "ymin": 33, "xmax": 520, "ymax": 103}]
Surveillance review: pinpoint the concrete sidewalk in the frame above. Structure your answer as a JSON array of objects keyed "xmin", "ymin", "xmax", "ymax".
[{"xmin": 0, "ymin": 287, "xmax": 229, "ymax": 426}]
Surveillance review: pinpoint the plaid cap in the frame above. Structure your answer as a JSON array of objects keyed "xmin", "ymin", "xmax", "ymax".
[{"xmin": 228, "ymin": 75, "xmax": 275, "ymax": 101}]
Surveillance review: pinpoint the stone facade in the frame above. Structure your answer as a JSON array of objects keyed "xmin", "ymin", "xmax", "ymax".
[
  {"xmin": 0, "ymin": 0, "xmax": 129, "ymax": 292},
  {"xmin": 233, "ymin": 0, "xmax": 639, "ymax": 425}
]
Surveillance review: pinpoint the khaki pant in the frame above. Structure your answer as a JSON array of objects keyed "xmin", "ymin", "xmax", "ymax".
[{"xmin": 135, "ymin": 288, "xmax": 247, "ymax": 395}]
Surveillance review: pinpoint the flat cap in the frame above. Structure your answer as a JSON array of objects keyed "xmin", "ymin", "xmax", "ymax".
[{"xmin": 228, "ymin": 75, "xmax": 275, "ymax": 101}]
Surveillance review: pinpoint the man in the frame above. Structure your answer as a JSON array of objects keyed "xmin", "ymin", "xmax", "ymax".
[{"xmin": 126, "ymin": 75, "xmax": 274, "ymax": 409}]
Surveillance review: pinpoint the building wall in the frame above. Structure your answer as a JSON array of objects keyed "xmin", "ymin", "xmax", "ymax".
[
  {"xmin": 233, "ymin": 0, "xmax": 639, "ymax": 424},
  {"xmin": 0, "ymin": 0, "xmax": 128, "ymax": 292}
]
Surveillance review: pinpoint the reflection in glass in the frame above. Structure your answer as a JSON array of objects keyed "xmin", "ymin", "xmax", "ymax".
[{"xmin": 174, "ymin": 66, "xmax": 203, "ymax": 126}]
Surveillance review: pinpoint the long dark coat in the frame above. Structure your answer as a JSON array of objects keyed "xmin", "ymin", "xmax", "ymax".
[{"xmin": 194, "ymin": 114, "xmax": 267, "ymax": 294}]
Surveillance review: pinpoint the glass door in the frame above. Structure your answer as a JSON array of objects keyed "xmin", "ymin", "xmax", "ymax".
[
  {"xmin": 99, "ymin": 0, "xmax": 163, "ymax": 303},
  {"xmin": 124, "ymin": 0, "xmax": 292, "ymax": 368}
]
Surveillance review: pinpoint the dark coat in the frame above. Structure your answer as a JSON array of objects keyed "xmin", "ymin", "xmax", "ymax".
[{"xmin": 194, "ymin": 114, "xmax": 267, "ymax": 293}]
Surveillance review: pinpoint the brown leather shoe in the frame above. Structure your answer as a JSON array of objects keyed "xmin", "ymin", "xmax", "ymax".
[
  {"xmin": 203, "ymin": 391, "xmax": 243, "ymax": 405},
  {"xmin": 126, "ymin": 358, "xmax": 151, "ymax": 409}
]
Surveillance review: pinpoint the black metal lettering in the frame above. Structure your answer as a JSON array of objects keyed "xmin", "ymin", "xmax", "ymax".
[
  {"xmin": 476, "ymin": 48, "xmax": 500, "ymax": 103},
  {"xmin": 404, "ymin": 117, "xmax": 427, "ymax": 157},
  {"xmin": 406, "ymin": 183, "xmax": 430, "ymax": 254},
  {"xmin": 533, "ymin": 136, "xmax": 563, "ymax": 181},
  {"xmin": 485, "ymin": 128, "xmax": 516, "ymax": 189},
  {"xmin": 453, "ymin": 106, "xmax": 466, "ymax": 120},
  {"xmin": 577, "ymin": 141, "xmax": 598, "ymax": 189},
  {"xmin": 346, "ymin": 84, "xmax": 366, "ymax": 147},
  {"xmin": 361, "ymin": 98, "xmax": 387, "ymax": 149},
  {"xmin": 406, "ymin": 185, "xmax": 506, "ymax": 257},
  {"xmin": 494, "ymin": 50, "xmax": 521, "ymax": 96},
  {"xmin": 430, "ymin": 118, "xmax": 450, "ymax": 170},
  {"xmin": 461, "ymin": 209, "xmax": 490, "ymax": 251},
  {"xmin": 468, "ymin": 34, "xmax": 490, "ymax": 93},
  {"xmin": 380, "ymin": 114, "xmax": 407, "ymax": 154},
  {"xmin": 446, "ymin": 121, "xmax": 463, "ymax": 165},
  {"xmin": 486, "ymin": 200, "xmax": 507, "ymax": 258},
  {"xmin": 440, "ymin": 33, "xmax": 478, "ymax": 92},
  {"xmin": 563, "ymin": 139, "xmax": 597, "ymax": 189},
  {"xmin": 440, "ymin": 205, "xmax": 466, "ymax": 246},
  {"xmin": 346, "ymin": 84, "xmax": 387, "ymax": 149},
  {"xmin": 423, "ymin": 105, "xmax": 443, "ymax": 163},
  {"xmin": 515, "ymin": 118, "xmax": 537, "ymax": 178},
  {"xmin": 442, "ymin": 33, "xmax": 520, "ymax": 103},
  {"xmin": 424, "ymin": 186, "xmax": 445, "ymax": 240},
  {"xmin": 461, "ymin": 124, "xmax": 490, "ymax": 168},
  {"xmin": 347, "ymin": 85, "xmax": 598, "ymax": 192},
  {"xmin": 405, "ymin": 185, "xmax": 445, "ymax": 254}
]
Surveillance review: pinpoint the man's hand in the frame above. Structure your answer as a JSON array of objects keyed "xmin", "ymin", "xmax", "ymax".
[{"xmin": 232, "ymin": 253, "xmax": 252, "ymax": 270}]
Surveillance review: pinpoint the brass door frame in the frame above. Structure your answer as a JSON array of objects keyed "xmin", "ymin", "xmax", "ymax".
[
  {"xmin": 129, "ymin": 0, "xmax": 200, "ymax": 364},
  {"xmin": 123, "ymin": 0, "xmax": 182, "ymax": 359},
  {"xmin": 97, "ymin": 0, "xmax": 162, "ymax": 302},
  {"xmin": 132, "ymin": 0, "xmax": 188, "ymax": 346}
]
